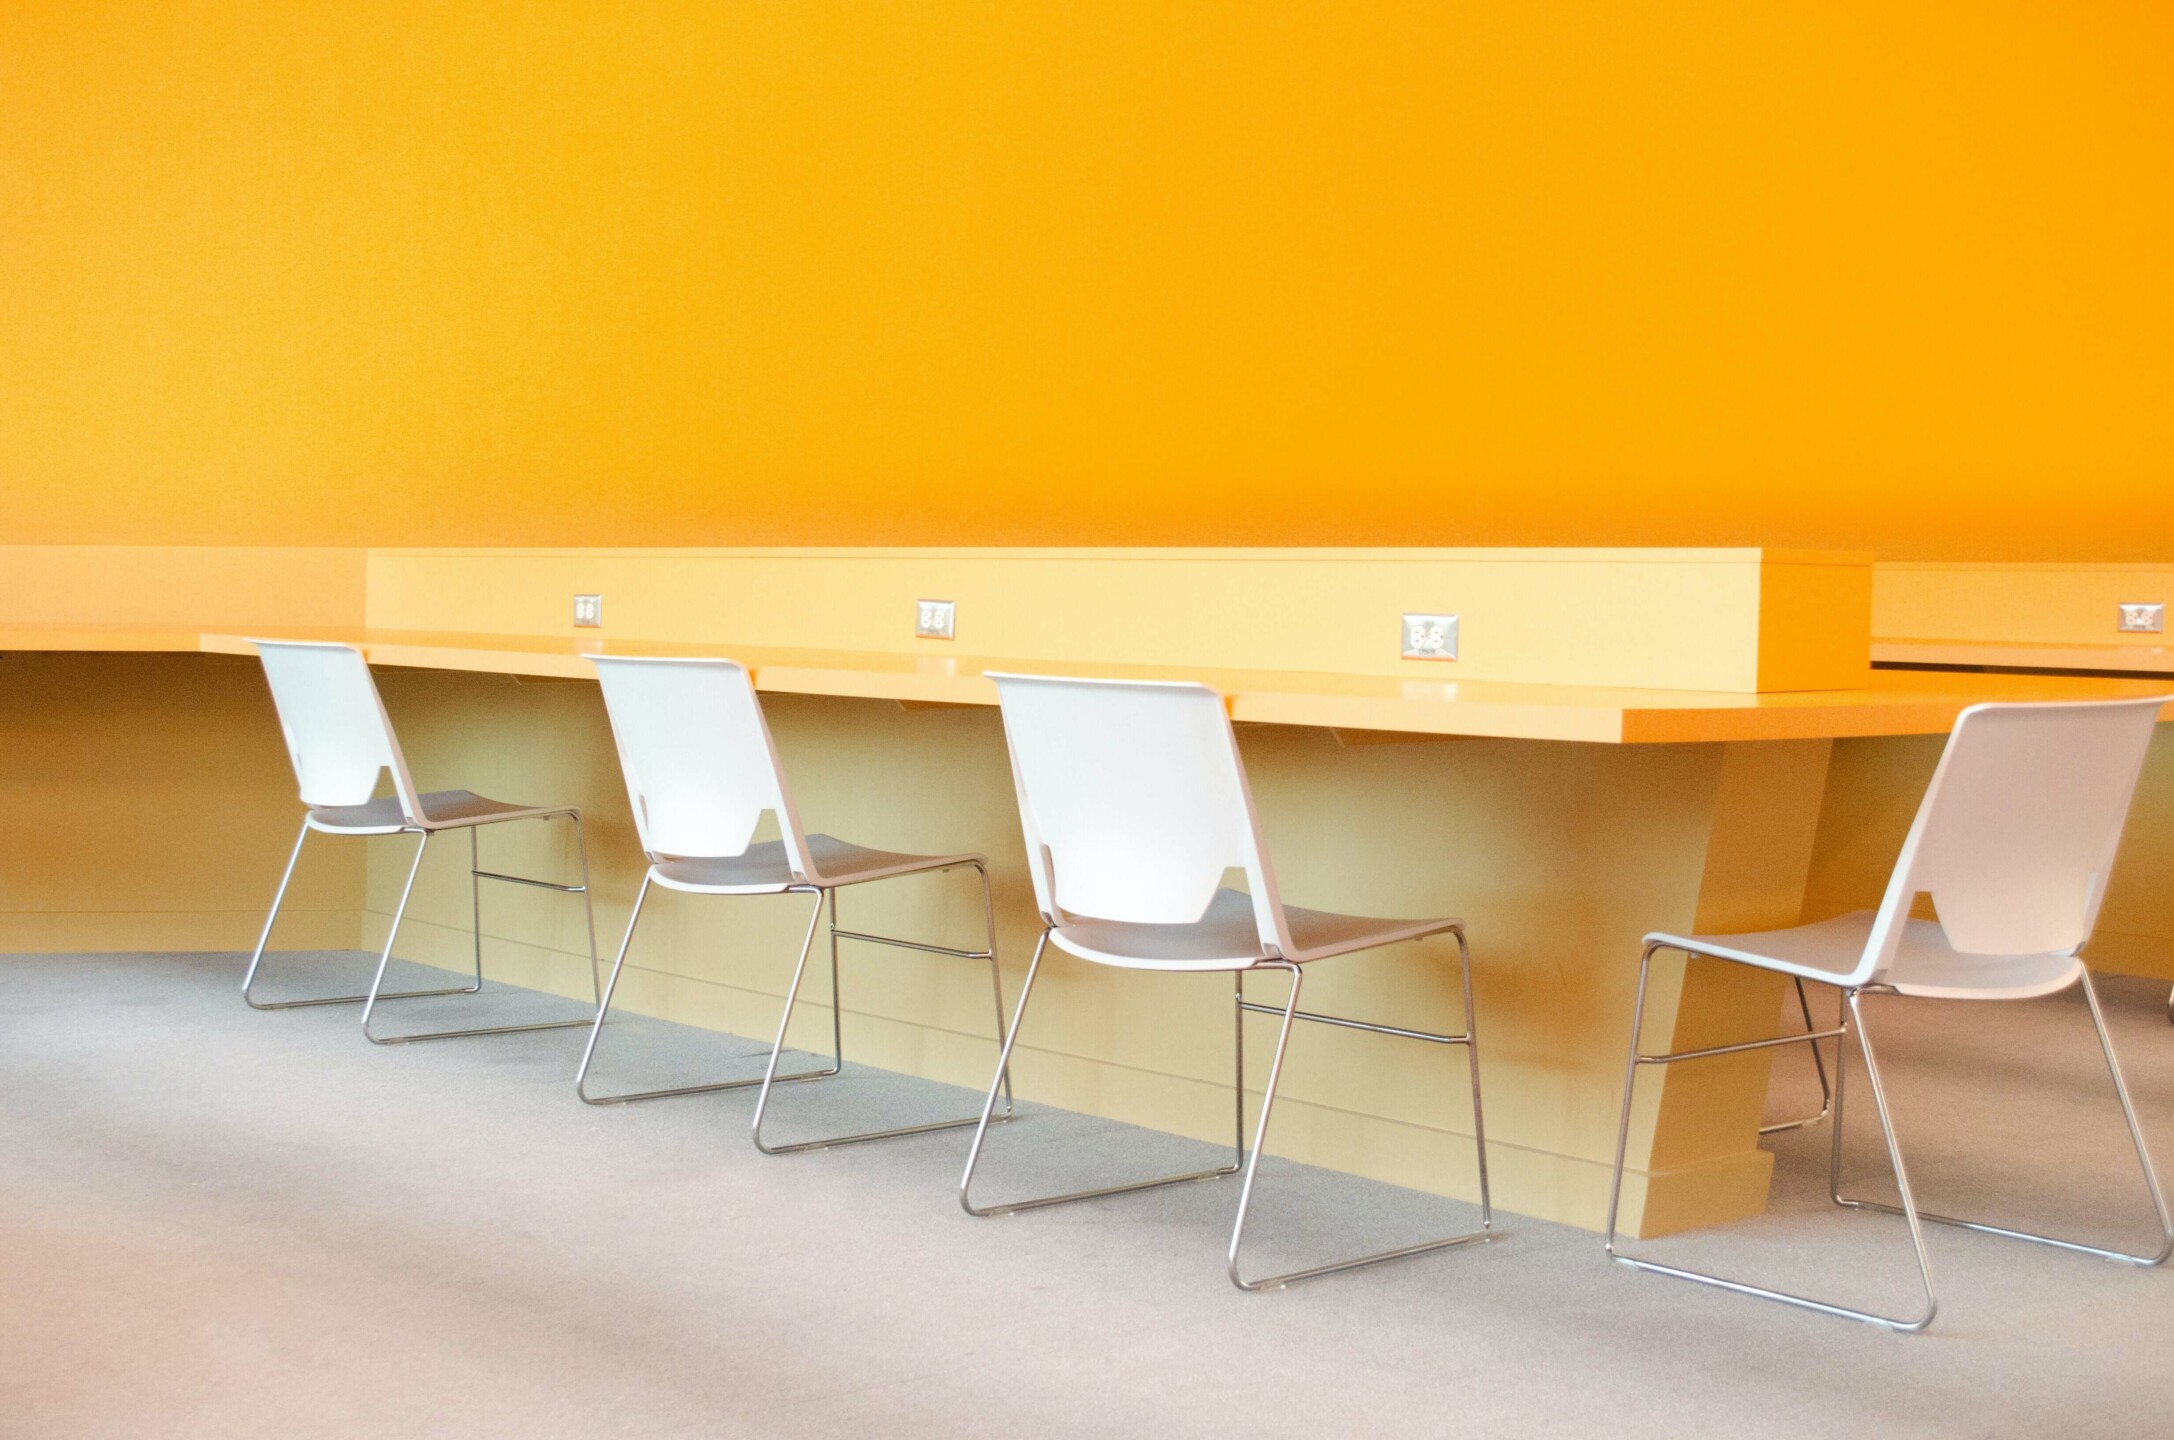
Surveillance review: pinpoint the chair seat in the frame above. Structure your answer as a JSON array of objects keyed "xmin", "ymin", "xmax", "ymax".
[
  {"xmin": 305, "ymin": 789, "xmax": 568, "ymax": 835},
  {"xmin": 1650, "ymin": 909, "xmax": 2085, "ymax": 1001},
  {"xmin": 650, "ymin": 833, "xmax": 979, "ymax": 895},
  {"xmin": 1050, "ymin": 886, "xmax": 1459, "ymax": 972}
]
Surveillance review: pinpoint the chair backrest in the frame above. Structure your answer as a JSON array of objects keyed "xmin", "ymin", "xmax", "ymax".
[
  {"xmin": 588, "ymin": 655, "xmax": 811, "ymax": 875},
  {"xmin": 252, "ymin": 640, "xmax": 421, "ymax": 818},
  {"xmin": 1858, "ymin": 695, "xmax": 2169, "ymax": 985},
  {"xmin": 988, "ymin": 672, "xmax": 1292, "ymax": 955}
]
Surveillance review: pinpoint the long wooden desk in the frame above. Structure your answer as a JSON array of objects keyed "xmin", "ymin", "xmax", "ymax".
[
  {"xmin": 202, "ymin": 627, "xmax": 2174, "ymax": 744},
  {"xmin": 23, "ymin": 620, "xmax": 2172, "ymax": 745}
]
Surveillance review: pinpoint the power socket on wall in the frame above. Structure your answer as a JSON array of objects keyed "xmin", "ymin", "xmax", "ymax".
[
  {"xmin": 573, "ymin": 594, "xmax": 603, "ymax": 628},
  {"xmin": 2117, "ymin": 602, "xmax": 2164, "ymax": 634},
  {"xmin": 915, "ymin": 599, "xmax": 956, "ymax": 640},
  {"xmin": 1402, "ymin": 613, "xmax": 1458, "ymax": 660}
]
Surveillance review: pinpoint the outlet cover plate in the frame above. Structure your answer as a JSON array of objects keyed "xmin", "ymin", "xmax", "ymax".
[
  {"xmin": 915, "ymin": 599, "xmax": 956, "ymax": 640},
  {"xmin": 573, "ymin": 594, "xmax": 603, "ymax": 628},
  {"xmin": 2118, "ymin": 602, "xmax": 2164, "ymax": 634},
  {"xmin": 1402, "ymin": 613, "xmax": 1459, "ymax": 661}
]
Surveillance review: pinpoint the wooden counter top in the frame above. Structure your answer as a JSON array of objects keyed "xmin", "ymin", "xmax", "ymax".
[{"xmin": 200, "ymin": 628, "xmax": 2174, "ymax": 744}]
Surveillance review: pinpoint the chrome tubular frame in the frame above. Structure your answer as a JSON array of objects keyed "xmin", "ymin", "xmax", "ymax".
[
  {"xmin": 1605, "ymin": 941, "xmax": 1935, "ymax": 1332},
  {"xmin": 960, "ymin": 930, "xmax": 1244, "ymax": 1219},
  {"xmin": 576, "ymin": 878, "xmax": 839, "ymax": 1104},
  {"xmin": 751, "ymin": 862, "xmax": 1013, "ymax": 1154},
  {"xmin": 1830, "ymin": 967, "xmax": 2174, "ymax": 1268},
  {"xmin": 960, "ymin": 924, "xmax": 1495, "ymax": 1294},
  {"xmin": 360, "ymin": 810, "xmax": 603, "ymax": 1045},
  {"xmin": 577, "ymin": 861, "xmax": 1015, "ymax": 1158},
  {"xmin": 1229, "ymin": 925, "xmax": 1494, "ymax": 1290},
  {"xmin": 242, "ymin": 819, "xmax": 472, "ymax": 1010},
  {"xmin": 1609, "ymin": 940, "xmax": 2174, "ymax": 1332}
]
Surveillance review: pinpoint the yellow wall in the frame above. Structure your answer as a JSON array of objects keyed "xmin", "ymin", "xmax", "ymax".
[
  {"xmin": 0, "ymin": 547, "xmax": 366, "ymax": 631},
  {"xmin": 5, "ymin": 3, "xmax": 2171, "ymax": 558}
]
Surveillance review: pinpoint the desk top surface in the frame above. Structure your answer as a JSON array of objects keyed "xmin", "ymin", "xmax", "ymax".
[
  {"xmin": 6, "ymin": 622, "xmax": 2167, "ymax": 743},
  {"xmin": 7, "ymin": 622, "xmax": 2167, "ymax": 744},
  {"xmin": 187, "ymin": 628, "xmax": 2174, "ymax": 745}
]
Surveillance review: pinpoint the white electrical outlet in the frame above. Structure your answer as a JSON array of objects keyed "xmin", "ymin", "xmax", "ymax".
[
  {"xmin": 1402, "ymin": 613, "xmax": 1458, "ymax": 660},
  {"xmin": 2118, "ymin": 602, "xmax": 2164, "ymax": 634},
  {"xmin": 915, "ymin": 599, "xmax": 956, "ymax": 640},
  {"xmin": 573, "ymin": 594, "xmax": 603, "ymax": 628}
]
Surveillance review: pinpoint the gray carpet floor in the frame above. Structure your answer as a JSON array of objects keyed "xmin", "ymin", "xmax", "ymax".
[{"xmin": 5, "ymin": 951, "xmax": 2173, "ymax": 1439}]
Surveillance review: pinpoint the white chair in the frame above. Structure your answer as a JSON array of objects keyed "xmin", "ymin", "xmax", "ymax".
[
  {"xmin": 575, "ymin": 655, "xmax": 1012, "ymax": 1154},
  {"xmin": 960, "ymin": 672, "xmax": 1492, "ymax": 1291},
  {"xmin": 1605, "ymin": 695, "xmax": 2174, "ymax": 1331},
  {"xmin": 241, "ymin": 640, "xmax": 602, "ymax": 1044}
]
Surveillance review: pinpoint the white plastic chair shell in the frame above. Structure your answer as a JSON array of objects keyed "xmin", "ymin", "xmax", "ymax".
[
  {"xmin": 253, "ymin": 639, "xmax": 565, "ymax": 835},
  {"xmin": 1654, "ymin": 695, "xmax": 2169, "ymax": 998},
  {"xmin": 254, "ymin": 640, "xmax": 420, "ymax": 818},
  {"xmin": 990, "ymin": 671, "xmax": 1451, "ymax": 968},
  {"xmin": 589, "ymin": 655, "xmax": 816, "ymax": 882},
  {"xmin": 588, "ymin": 654, "xmax": 973, "ymax": 894}
]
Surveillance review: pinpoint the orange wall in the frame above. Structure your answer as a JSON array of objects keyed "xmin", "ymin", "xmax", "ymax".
[{"xmin": 3, "ymin": 3, "xmax": 2170, "ymax": 557}]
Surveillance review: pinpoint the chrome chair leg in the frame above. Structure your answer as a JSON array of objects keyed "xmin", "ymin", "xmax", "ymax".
[
  {"xmin": 1228, "ymin": 934, "xmax": 1495, "ymax": 1292},
  {"xmin": 2085, "ymin": 970, "xmax": 2174, "ymax": 1263},
  {"xmin": 1234, "ymin": 969, "xmax": 1247, "ymax": 1174},
  {"xmin": 363, "ymin": 814, "xmax": 602, "ymax": 1045},
  {"xmin": 570, "ymin": 810, "xmax": 603, "ymax": 1006},
  {"xmin": 241, "ymin": 818, "xmax": 471, "ymax": 1011},
  {"xmin": 753, "ymin": 863, "xmax": 1016, "ymax": 1154},
  {"xmin": 1759, "ymin": 977, "xmax": 1834, "ymax": 1136},
  {"xmin": 1458, "ymin": 927, "xmax": 1495, "ymax": 1228},
  {"xmin": 828, "ymin": 889, "xmax": 845, "ymax": 1062},
  {"xmin": 1604, "ymin": 943, "xmax": 1935, "ymax": 1332},
  {"xmin": 971, "ymin": 861, "xmax": 1017, "ymax": 1116},
  {"xmin": 577, "ymin": 882, "xmax": 839, "ymax": 1103},
  {"xmin": 962, "ymin": 929, "xmax": 1242, "ymax": 1217},
  {"xmin": 1831, "ymin": 969, "xmax": 2174, "ymax": 1267},
  {"xmin": 358, "ymin": 831, "xmax": 433, "ymax": 1041},
  {"xmin": 468, "ymin": 827, "xmax": 485, "ymax": 988}
]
